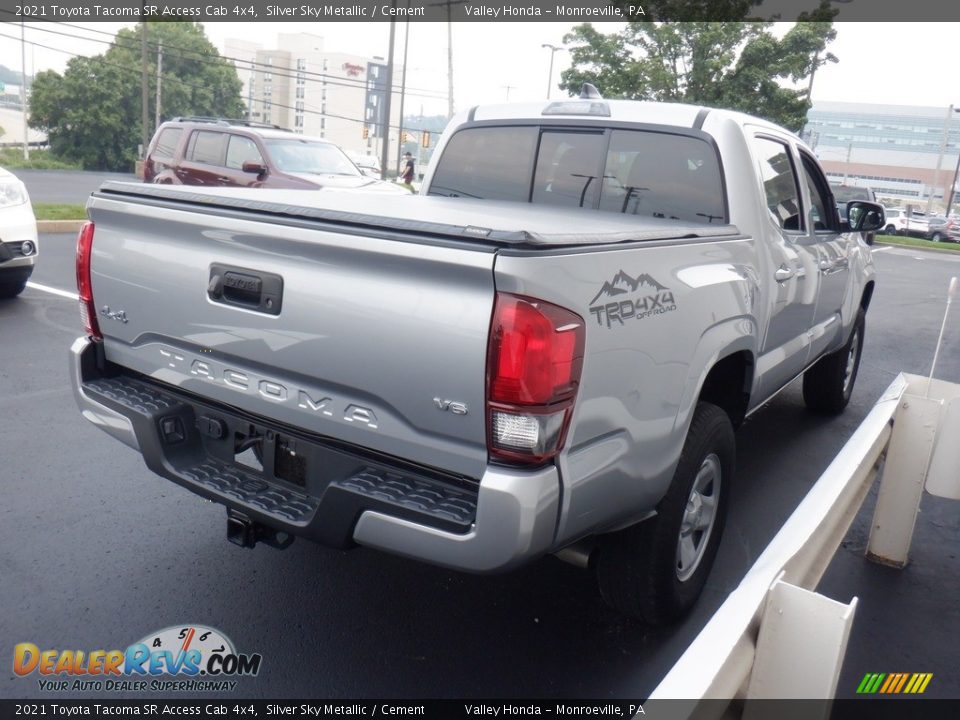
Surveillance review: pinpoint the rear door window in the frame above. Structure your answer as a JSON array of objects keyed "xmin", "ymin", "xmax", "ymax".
[
  {"xmin": 752, "ymin": 136, "xmax": 803, "ymax": 232},
  {"xmin": 188, "ymin": 131, "xmax": 227, "ymax": 166}
]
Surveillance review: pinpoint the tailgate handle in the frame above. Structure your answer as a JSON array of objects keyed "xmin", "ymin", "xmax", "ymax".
[{"xmin": 208, "ymin": 264, "xmax": 283, "ymax": 316}]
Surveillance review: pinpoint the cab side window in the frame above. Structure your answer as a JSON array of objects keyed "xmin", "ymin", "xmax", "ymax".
[
  {"xmin": 752, "ymin": 136, "xmax": 803, "ymax": 232},
  {"xmin": 226, "ymin": 136, "xmax": 263, "ymax": 170},
  {"xmin": 799, "ymin": 152, "xmax": 836, "ymax": 232}
]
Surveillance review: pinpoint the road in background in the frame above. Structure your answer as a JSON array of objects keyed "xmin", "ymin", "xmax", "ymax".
[
  {"xmin": 3, "ymin": 238, "xmax": 959, "ymax": 699},
  {"xmin": 18, "ymin": 169, "xmax": 137, "ymax": 205}
]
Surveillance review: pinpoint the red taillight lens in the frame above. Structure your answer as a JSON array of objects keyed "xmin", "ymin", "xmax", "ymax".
[
  {"xmin": 76, "ymin": 220, "xmax": 102, "ymax": 340},
  {"xmin": 489, "ymin": 295, "xmax": 583, "ymax": 405},
  {"xmin": 487, "ymin": 293, "xmax": 585, "ymax": 465}
]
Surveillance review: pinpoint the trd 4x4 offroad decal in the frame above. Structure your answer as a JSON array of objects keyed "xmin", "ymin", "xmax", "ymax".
[{"xmin": 588, "ymin": 270, "xmax": 677, "ymax": 329}]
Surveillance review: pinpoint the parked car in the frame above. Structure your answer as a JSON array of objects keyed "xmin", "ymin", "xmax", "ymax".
[
  {"xmin": 882, "ymin": 208, "xmax": 930, "ymax": 237},
  {"xmin": 0, "ymin": 166, "xmax": 38, "ymax": 299},
  {"xmin": 144, "ymin": 117, "xmax": 405, "ymax": 194},
  {"xmin": 73, "ymin": 94, "xmax": 880, "ymax": 623},
  {"xmin": 925, "ymin": 216, "xmax": 960, "ymax": 242},
  {"xmin": 830, "ymin": 183, "xmax": 876, "ymax": 219}
]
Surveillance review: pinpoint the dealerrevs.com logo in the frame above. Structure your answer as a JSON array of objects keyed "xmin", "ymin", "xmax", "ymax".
[
  {"xmin": 13, "ymin": 625, "xmax": 261, "ymax": 693},
  {"xmin": 589, "ymin": 270, "xmax": 677, "ymax": 329}
]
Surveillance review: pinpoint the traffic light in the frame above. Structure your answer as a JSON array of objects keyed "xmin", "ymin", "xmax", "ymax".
[
  {"xmin": 401, "ymin": 132, "xmax": 409, "ymax": 143},
  {"xmin": 362, "ymin": 126, "xmax": 369, "ymax": 140},
  {"xmin": 421, "ymin": 131, "xmax": 431, "ymax": 148}
]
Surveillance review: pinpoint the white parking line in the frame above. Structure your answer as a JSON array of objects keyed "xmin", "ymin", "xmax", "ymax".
[
  {"xmin": 871, "ymin": 246, "xmax": 892, "ymax": 253},
  {"xmin": 26, "ymin": 282, "xmax": 79, "ymax": 300}
]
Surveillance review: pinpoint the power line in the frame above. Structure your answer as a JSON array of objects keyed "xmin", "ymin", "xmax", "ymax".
[
  {"xmin": 0, "ymin": 31, "xmax": 390, "ymax": 131},
  {"xmin": 0, "ymin": 17, "xmax": 448, "ymax": 101}
]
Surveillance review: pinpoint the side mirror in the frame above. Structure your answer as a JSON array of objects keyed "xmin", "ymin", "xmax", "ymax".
[
  {"xmin": 846, "ymin": 200, "xmax": 885, "ymax": 236},
  {"xmin": 242, "ymin": 161, "xmax": 267, "ymax": 176}
]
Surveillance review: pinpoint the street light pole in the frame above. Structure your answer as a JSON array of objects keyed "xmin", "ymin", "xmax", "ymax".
[
  {"xmin": 541, "ymin": 43, "xmax": 564, "ymax": 99},
  {"xmin": 20, "ymin": 20, "xmax": 28, "ymax": 160},
  {"xmin": 946, "ymin": 151, "xmax": 960, "ymax": 218}
]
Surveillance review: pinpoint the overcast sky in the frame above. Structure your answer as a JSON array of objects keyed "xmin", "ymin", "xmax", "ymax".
[{"xmin": 1, "ymin": 21, "xmax": 958, "ymax": 117}]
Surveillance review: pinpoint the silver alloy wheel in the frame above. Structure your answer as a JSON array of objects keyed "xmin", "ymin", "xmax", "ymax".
[
  {"xmin": 843, "ymin": 328, "xmax": 860, "ymax": 395},
  {"xmin": 676, "ymin": 453, "xmax": 721, "ymax": 582}
]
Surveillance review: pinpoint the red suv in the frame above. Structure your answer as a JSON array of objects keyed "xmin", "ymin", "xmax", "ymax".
[{"xmin": 144, "ymin": 117, "xmax": 404, "ymax": 194}]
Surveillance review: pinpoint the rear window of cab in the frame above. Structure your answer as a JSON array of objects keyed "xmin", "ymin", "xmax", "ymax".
[{"xmin": 428, "ymin": 125, "xmax": 727, "ymax": 225}]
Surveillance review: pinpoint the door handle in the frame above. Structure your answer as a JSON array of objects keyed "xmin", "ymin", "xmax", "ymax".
[
  {"xmin": 819, "ymin": 260, "xmax": 836, "ymax": 273},
  {"xmin": 774, "ymin": 266, "xmax": 796, "ymax": 282}
]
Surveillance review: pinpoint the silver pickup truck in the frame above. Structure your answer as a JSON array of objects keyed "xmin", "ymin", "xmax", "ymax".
[{"xmin": 71, "ymin": 94, "xmax": 883, "ymax": 622}]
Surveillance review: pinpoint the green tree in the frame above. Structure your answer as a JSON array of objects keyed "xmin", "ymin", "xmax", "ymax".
[
  {"xmin": 560, "ymin": 1, "xmax": 837, "ymax": 132},
  {"xmin": 29, "ymin": 22, "xmax": 243, "ymax": 171}
]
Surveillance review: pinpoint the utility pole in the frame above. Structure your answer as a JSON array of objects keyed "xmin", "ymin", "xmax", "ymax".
[
  {"xmin": 928, "ymin": 104, "xmax": 953, "ymax": 214},
  {"xmin": 429, "ymin": 1, "xmax": 460, "ymax": 118},
  {"xmin": 20, "ymin": 20, "xmax": 28, "ymax": 160},
  {"xmin": 141, "ymin": 21, "xmax": 149, "ymax": 158},
  {"xmin": 943, "ymin": 108, "xmax": 960, "ymax": 216},
  {"xmin": 842, "ymin": 141, "xmax": 852, "ymax": 183},
  {"xmin": 154, "ymin": 40, "xmax": 163, "ymax": 129},
  {"xmin": 446, "ymin": 12, "xmax": 454, "ymax": 118},
  {"xmin": 502, "ymin": 85, "xmax": 516, "ymax": 101},
  {"xmin": 379, "ymin": 6, "xmax": 396, "ymax": 182},
  {"xmin": 395, "ymin": 9, "xmax": 410, "ymax": 178}
]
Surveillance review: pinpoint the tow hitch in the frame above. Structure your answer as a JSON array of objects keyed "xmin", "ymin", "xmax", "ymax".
[{"xmin": 226, "ymin": 510, "xmax": 295, "ymax": 550}]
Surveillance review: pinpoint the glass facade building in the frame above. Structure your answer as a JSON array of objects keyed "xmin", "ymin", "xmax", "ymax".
[{"xmin": 803, "ymin": 101, "xmax": 960, "ymax": 209}]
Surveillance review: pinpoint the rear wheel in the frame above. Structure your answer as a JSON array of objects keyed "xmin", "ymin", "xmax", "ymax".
[
  {"xmin": 803, "ymin": 308, "xmax": 865, "ymax": 414},
  {"xmin": 594, "ymin": 402, "xmax": 734, "ymax": 624},
  {"xmin": 884, "ymin": 224, "xmax": 896, "ymax": 235},
  {"xmin": 932, "ymin": 232, "xmax": 943, "ymax": 242}
]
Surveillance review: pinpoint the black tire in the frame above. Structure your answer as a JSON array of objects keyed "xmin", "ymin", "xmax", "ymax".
[
  {"xmin": 931, "ymin": 232, "xmax": 943, "ymax": 242},
  {"xmin": 803, "ymin": 308, "xmax": 865, "ymax": 414},
  {"xmin": 884, "ymin": 225, "xmax": 896, "ymax": 235},
  {"xmin": 594, "ymin": 402, "xmax": 734, "ymax": 624},
  {"xmin": 0, "ymin": 280, "xmax": 27, "ymax": 299}
]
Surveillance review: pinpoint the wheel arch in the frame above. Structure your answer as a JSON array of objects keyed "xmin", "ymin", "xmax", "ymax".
[{"xmin": 697, "ymin": 350, "xmax": 755, "ymax": 428}]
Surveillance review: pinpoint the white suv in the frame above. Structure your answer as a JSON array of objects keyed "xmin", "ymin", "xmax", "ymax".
[
  {"xmin": 883, "ymin": 208, "xmax": 929, "ymax": 238},
  {"xmin": 0, "ymin": 166, "xmax": 38, "ymax": 298}
]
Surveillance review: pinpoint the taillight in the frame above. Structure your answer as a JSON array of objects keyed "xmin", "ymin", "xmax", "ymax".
[
  {"xmin": 486, "ymin": 293, "xmax": 585, "ymax": 465},
  {"xmin": 76, "ymin": 220, "xmax": 102, "ymax": 340}
]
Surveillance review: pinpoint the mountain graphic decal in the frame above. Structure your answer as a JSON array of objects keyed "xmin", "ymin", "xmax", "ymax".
[{"xmin": 590, "ymin": 270, "xmax": 669, "ymax": 305}]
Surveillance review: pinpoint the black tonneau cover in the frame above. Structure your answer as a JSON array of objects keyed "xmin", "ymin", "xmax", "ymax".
[{"xmin": 94, "ymin": 181, "xmax": 742, "ymax": 248}]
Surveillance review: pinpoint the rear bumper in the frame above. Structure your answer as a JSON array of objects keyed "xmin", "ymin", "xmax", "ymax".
[{"xmin": 70, "ymin": 337, "xmax": 560, "ymax": 572}]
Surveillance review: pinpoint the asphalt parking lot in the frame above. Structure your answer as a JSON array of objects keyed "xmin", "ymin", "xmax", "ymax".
[{"xmin": 2, "ymin": 239, "xmax": 959, "ymax": 700}]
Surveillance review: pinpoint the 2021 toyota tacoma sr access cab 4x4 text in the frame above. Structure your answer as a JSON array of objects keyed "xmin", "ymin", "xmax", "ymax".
[{"xmin": 71, "ymin": 93, "xmax": 883, "ymax": 622}]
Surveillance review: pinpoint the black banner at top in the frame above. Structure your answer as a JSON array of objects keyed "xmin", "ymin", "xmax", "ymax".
[{"xmin": 5, "ymin": 0, "xmax": 960, "ymax": 23}]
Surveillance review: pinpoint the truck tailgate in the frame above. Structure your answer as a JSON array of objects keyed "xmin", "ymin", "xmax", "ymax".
[{"xmin": 86, "ymin": 192, "xmax": 496, "ymax": 481}]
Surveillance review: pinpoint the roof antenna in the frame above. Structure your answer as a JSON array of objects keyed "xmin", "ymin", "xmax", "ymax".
[{"xmin": 580, "ymin": 83, "xmax": 603, "ymax": 100}]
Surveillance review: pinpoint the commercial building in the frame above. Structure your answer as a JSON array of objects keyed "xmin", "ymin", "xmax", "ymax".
[
  {"xmin": 803, "ymin": 101, "xmax": 960, "ymax": 212},
  {"xmin": 223, "ymin": 33, "xmax": 404, "ymax": 166}
]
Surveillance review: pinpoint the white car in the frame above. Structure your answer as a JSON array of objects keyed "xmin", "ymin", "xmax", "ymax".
[
  {"xmin": 348, "ymin": 153, "xmax": 382, "ymax": 179},
  {"xmin": 0, "ymin": 166, "xmax": 38, "ymax": 298},
  {"xmin": 882, "ymin": 208, "xmax": 929, "ymax": 238}
]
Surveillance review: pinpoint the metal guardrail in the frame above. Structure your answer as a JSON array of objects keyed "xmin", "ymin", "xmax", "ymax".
[{"xmin": 648, "ymin": 372, "xmax": 960, "ymax": 714}]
